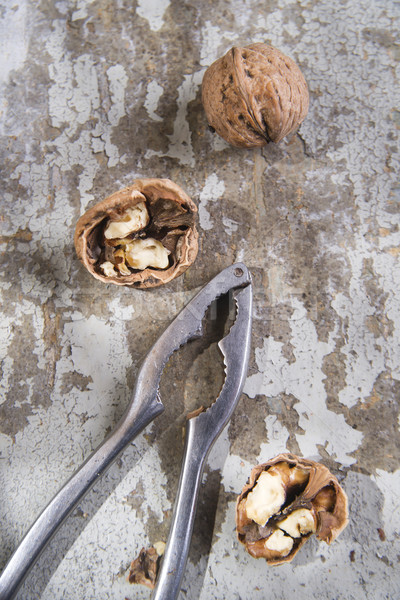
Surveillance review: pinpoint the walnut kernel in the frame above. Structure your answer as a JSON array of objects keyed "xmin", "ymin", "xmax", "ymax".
[{"xmin": 104, "ymin": 202, "xmax": 150, "ymax": 239}]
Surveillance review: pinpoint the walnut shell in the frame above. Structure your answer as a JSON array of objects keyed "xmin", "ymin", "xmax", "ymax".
[
  {"xmin": 202, "ymin": 43, "xmax": 309, "ymax": 148},
  {"xmin": 74, "ymin": 178, "xmax": 198, "ymax": 288},
  {"xmin": 236, "ymin": 453, "xmax": 349, "ymax": 565},
  {"xmin": 128, "ymin": 546, "xmax": 160, "ymax": 589}
]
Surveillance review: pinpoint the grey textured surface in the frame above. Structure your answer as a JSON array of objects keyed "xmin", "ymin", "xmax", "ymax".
[{"xmin": 0, "ymin": 0, "xmax": 399, "ymax": 599}]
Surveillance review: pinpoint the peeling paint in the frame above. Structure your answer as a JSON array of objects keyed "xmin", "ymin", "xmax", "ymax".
[
  {"xmin": 199, "ymin": 173, "xmax": 226, "ymax": 231},
  {"xmin": 260, "ymin": 415, "xmax": 290, "ymax": 459},
  {"xmin": 373, "ymin": 469, "xmax": 400, "ymax": 540},
  {"xmin": 146, "ymin": 71, "xmax": 203, "ymax": 166},
  {"xmin": 106, "ymin": 65, "xmax": 128, "ymax": 127},
  {"xmin": 71, "ymin": 0, "xmax": 96, "ymax": 22},
  {"xmin": 199, "ymin": 21, "xmax": 231, "ymax": 67},
  {"xmin": 0, "ymin": 4, "xmax": 28, "ymax": 82},
  {"xmin": 136, "ymin": 0, "xmax": 171, "ymax": 31},
  {"xmin": 332, "ymin": 282, "xmax": 386, "ymax": 409},
  {"xmin": 244, "ymin": 299, "xmax": 363, "ymax": 466},
  {"xmin": 144, "ymin": 80, "xmax": 164, "ymax": 122},
  {"xmin": 0, "ymin": 1, "xmax": 28, "ymax": 134},
  {"xmin": 222, "ymin": 216, "xmax": 238, "ymax": 236}
]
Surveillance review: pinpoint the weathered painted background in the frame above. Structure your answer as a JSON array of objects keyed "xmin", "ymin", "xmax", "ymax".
[{"xmin": 1, "ymin": 0, "xmax": 399, "ymax": 598}]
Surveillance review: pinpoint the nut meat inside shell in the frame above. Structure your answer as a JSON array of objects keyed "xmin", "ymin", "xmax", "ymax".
[
  {"xmin": 74, "ymin": 178, "xmax": 198, "ymax": 288},
  {"xmin": 202, "ymin": 43, "xmax": 309, "ymax": 148},
  {"xmin": 236, "ymin": 453, "xmax": 349, "ymax": 565}
]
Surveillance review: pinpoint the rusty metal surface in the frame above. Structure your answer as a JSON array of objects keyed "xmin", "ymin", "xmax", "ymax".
[{"xmin": 1, "ymin": 1, "xmax": 399, "ymax": 598}]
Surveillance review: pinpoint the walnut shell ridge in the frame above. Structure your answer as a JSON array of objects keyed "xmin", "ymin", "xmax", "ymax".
[
  {"xmin": 74, "ymin": 178, "xmax": 198, "ymax": 289},
  {"xmin": 202, "ymin": 43, "xmax": 309, "ymax": 148}
]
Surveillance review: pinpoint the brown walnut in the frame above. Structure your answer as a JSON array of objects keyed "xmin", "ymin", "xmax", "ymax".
[
  {"xmin": 74, "ymin": 178, "xmax": 198, "ymax": 289},
  {"xmin": 202, "ymin": 43, "xmax": 309, "ymax": 148},
  {"xmin": 236, "ymin": 453, "xmax": 348, "ymax": 565}
]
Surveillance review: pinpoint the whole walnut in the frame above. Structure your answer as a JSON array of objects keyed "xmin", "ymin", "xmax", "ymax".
[{"xmin": 202, "ymin": 43, "xmax": 309, "ymax": 148}]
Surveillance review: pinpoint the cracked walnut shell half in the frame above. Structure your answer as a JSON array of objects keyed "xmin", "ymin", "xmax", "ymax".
[
  {"xmin": 202, "ymin": 43, "xmax": 309, "ymax": 148},
  {"xmin": 236, "ymin": 453, "xmax": 348, "ymax": 565},
  {"xmin": 74, "ymin": 178, "xmax": 198, "ymax": 288}
]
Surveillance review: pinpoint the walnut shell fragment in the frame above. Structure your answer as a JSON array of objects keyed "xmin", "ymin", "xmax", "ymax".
[
  {"xmin": 74, "ymin": 178, "xmax": 198, "ymax": 288},
  {"xmin": 128, "ymin": 546, "xmax": 161, "ymax": 589},
  {"xmin": 202, "ymin": 43, "xmax": 309, "ymax": 148},
  {"xmin": 236, "ymin": 453, "xmax": 348, "ymax": 565}
]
